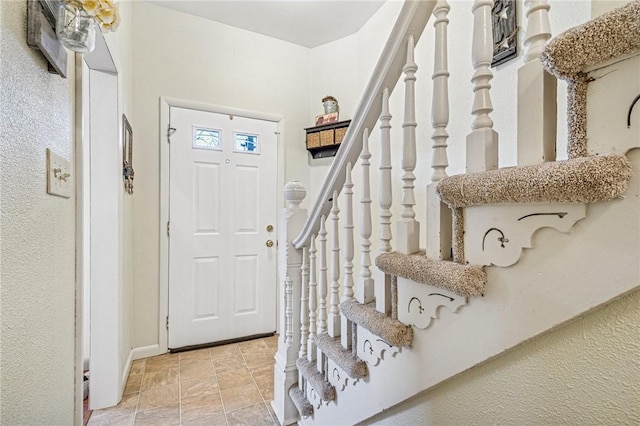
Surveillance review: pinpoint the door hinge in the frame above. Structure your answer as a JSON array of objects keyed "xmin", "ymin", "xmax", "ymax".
[
  {"xmin": 167, "ymin": 221, "xmax": 170, "ymax": 237},
  {"xmin": 166, "ymin": 316, "xmax": 169, "ymax": 330},
  {"xmin": 167, "ymin": 125, "xmax": 176, "ymax": 142}
]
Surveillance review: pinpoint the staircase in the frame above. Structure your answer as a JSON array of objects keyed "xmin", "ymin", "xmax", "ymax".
[{"xmin": 273, "ymin": 1, "xmax": 640, "ymax": 425}]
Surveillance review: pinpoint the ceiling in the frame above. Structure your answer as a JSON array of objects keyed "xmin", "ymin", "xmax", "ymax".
[{"xmin": 148, "ymin": 1, "xmax": 387, "ymax": 48}]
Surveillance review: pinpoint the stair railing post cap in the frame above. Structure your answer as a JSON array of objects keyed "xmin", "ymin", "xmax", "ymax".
[{"xmin": 284, "ymin": 181, "xmax": 307, "ymax": 207}]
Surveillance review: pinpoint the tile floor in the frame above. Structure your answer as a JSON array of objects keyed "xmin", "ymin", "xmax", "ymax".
[{"xmin": 88, "ymin": 335, "xmax": 280, "ymax": 425}]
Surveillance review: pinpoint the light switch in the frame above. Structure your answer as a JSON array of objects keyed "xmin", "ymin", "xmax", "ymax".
[{"xmin": 46, "ymin": 148, "xmax": 72, "ymax": 198}]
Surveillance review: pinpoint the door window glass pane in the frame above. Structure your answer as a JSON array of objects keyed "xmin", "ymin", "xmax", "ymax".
[
  {"xmin": 194, "ymin": 127, "xmax": 221, "ymax": 150},
  {"xmin": 234, "ymin": 132, "xmax": 259, "ymax": 154}
]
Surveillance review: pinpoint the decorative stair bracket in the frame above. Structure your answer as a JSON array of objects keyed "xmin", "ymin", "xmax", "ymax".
[
  {"xmin": 356, "ymin": 327, "xmax": 403, "ymax": 369},
  {"xmin": 464, "ymin": 202, "xmax": 586, "ymax": 267},
  {"xmin": 397, "ymin": 278, "xmax": 467, "ymax": 329}
]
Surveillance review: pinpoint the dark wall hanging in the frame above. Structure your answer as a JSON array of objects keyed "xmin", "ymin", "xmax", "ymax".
[
  {"xmin": 492, "ymin": 0, "xmax": 518, "ymax": 67},
  {"xmin": 27, "ymin": 0, "xmax": 68, "ymax": 78}
]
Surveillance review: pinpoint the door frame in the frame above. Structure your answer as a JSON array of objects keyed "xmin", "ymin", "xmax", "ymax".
[{"xmin": 158, "ymin": 97, "xmax": 285, "ymax": 353}]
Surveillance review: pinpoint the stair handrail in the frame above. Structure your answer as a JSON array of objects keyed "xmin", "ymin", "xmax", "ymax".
[{"xmin": 292, "ymin": 0, "xmax": 437, "ymax": 250}]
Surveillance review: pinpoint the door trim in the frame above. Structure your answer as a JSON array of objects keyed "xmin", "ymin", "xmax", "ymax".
[{"xmin": 158, "ymin": 97, "xmax": 285, "ymax": 354}]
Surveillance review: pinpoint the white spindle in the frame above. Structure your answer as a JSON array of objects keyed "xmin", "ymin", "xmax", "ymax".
[
  {"xmin": 328, "ymin": 191, "xmax": 341, "ymax": 338},
  {"xmin": 397, "ymin": 36, "xmax": 421, "ymax": 255},
  {"xmin": 342, "ymin": 163, "xmax": 354, "ymax": 349},
  {"xmin": 467, "ymin": 0, "xmax": 499, "ymax": 173},
  {"xmin": 299, "ymin": 247, "xmax": 309, "ymax": 360},
  {"xmin": 426, "ymin": 0, "xmax": 454, "ymax": 261},
  {"xmin": 431, "ymin": 0, "xmax": 450, "ymax": 182},
  {"xmin": 358, "ymin": 129, "xmax": 374, "ymax": 303},
  {"xmin": 518, "ymin": 0, "xmax": 556, "ymax": 166},
  {"xmin": 317, "ymin": 217, "xmax": 328, "ymax": 336},
  {"xmin": 285, "ymin": 274, "xmax": 293, "ymax": 345},
  {"xmin": 379, "ymin": 88, "xmax": 393, "ymax": 252},
  {"xmin": 523, "ymin": 0, "xmax": 552, "ymax": 63},
  {"xmin": 376, "ymin": 89, "xmax": 393, "ymax": 315},
  {"xmin": 307, "ymin": 237, "xmax": 317, "ymax": 362}
]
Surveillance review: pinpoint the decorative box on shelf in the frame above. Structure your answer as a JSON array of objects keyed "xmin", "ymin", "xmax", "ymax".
[{"xmin": 305, "ymin": 119, "xmax": 351, "ymax": 159}]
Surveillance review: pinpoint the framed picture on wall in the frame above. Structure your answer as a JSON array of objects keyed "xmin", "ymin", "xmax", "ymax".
[{"xmin": 122, "ymin": 114, "xmax": 134, "ymax": 194}]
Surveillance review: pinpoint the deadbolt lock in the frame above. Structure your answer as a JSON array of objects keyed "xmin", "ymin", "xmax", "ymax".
[
  {"xmin": 266, "ymin": 224, "xmax": 273, "ymax": 232},
  {"xmin": 266, "ymin": 240, "xmax": 274, "ymax": 248}
]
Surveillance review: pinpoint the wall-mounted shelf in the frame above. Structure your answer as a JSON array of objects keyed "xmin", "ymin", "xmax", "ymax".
[{"xmin": 305, "ymin": 120, "xmax": 351, "ymax": 159}]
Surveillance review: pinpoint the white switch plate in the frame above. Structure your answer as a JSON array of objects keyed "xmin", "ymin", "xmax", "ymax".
[{"xmin": 46, "ymin": 148, "xmax": 72, "ymax": 198}]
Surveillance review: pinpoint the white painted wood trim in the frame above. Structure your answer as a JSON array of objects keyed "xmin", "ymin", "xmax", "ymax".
[
  {"xmin": 121, "ymin": 349, "xmax": 134, "ymax": 394},
  {"xmin": 131, "ymin": 344, "xmax": 163, "ymax": 361},
  {"xmin": 158, "ymin": 97, "xmax": 285, "ymax": 354},
  {"xmin": 292, "ymin": 0, "xmax": 436, "ymax": 250}
]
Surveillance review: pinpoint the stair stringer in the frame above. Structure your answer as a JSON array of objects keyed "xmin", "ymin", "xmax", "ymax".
[{"xmin": 300, "ymin": 150, "xmax": 640, "ymax": 426}]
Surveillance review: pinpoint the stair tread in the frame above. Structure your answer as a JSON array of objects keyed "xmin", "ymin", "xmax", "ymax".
[
  {"xmin": 296, "ymin": 358, "xmax": 336, "ymax": 402},
  {"xmin": 376, "ymin": 250, "xmax": 486, "ymax": 297},
  {"xmin": 340, "ymin": 299, "xmax": 413, "ymax": 347},
  {"xmin": 437, "ymin": 155, "xmax": 631, "ymax": 209},
  {"xmin": 289, "ymin": 386, "xmax": 313, "ymax": 418},
  {"xmin": 314, "ymin": 334, "xmax": 368, "ymax": 379}
]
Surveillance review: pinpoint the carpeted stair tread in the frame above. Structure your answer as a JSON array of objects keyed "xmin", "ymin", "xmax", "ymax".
[
  {"xmin": 314, "ymin": 334, "xmax": 368, "ymax": 379},
  {"xmin": 540, "ymin": 0, "xmax": 640, "ymax": 81},
  {"xmin": 376, "ymin": 251, "xmax": 486, "ymax": 297},
  {"xmin": 296, "ymin": 358, "xmax": 336, "ymax": 402},
  {"xmin": 437, "ymin": 154, "xmax": 631, "ymax": 209},
  {"xmin": 289, "ymin": 386, "xmax": 313, "ymax": 418},
  {"xmin": 340, "ymin": 299, "xmax": 413, "ymax": 347}
]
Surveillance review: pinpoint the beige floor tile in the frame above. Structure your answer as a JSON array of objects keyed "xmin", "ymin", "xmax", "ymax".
[
  {"xmin": 181, "ymin": 394, "xmax": 225, "ymax": 423},
  {"xmin": 181, "ymin": 376, "xmax": 220, "ymax": 400},
  {"xmin": 243, "ymin": 352, "xmax": 274, "ymax": 369},
  {"xmin": 145, "ymin": 353, "xmax": 178, "ymax": 372},
  {"xmin": 137, "ymin": 383, "xmax": 179, "ymax": 411},
  {"xmin": 210, "ymin": 344, "xmax": 241, "ymax": 360},
  {"xmin": 266, "ymin": 403, "xmax": 280, "ymax": 426},
  {"xmin": 226, "ymin": 402, "xmax": 275, "ymax": 426},
  {"xmin": 238, "ymin": 339, "xmax": 270, "ymax": 354},
  {"xmin": 123, "ymin": 374, "xmax": 143, "ymax": 395},
  {"xmin": 263, "ymin": 335, "xmax": 279, "ymax": 350},
  {"xmin": 217, "ymin": 367, "xmax": 254, "ymax": 390},
  {"xmin": 249, "ymin": 364, "xmax": 273, "ymax": 383},
  {"xmin": 88, "ymin": 412, "xmax": 134, "ymax": 426},
  {"xmin": 88, "ymin": 393, "xmax": 138, "ymax": 425},
  {"xmin": 255, "ymin": 379, "xmax": 274, "ymax": 402},
  {"xmin": 180, "ymin": 358, "xmax": 215, "ymax": 381},
  {"xmin": 129, "ymin": 359, "xmax": 146, "ymax": 376},
  {"xmin": 220, "ymin": 383, "xmax": 263, "ymax": 413},
  {"xmin": 141, "ymin": 366, "xmax": 178, "ymax": 391},
  {"xmin": 213, "ymin": 356, "xmax": 246, "ymax": 373},
  {"xmin": 179, "ymin": 348, "xmax": 211, "ymax": 362},
  {"xmin": 134, "ymin": 403, "xmax": 180, "ymax": 426}
]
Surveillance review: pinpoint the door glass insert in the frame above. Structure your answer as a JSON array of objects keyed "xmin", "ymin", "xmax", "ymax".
[
  {"xmin": 193, "ymin": 127, "xmax": 221, "ymax": 150},
  {"xmin": 234, "ymin": 132, "xmax": 259, "ymax": 154}
]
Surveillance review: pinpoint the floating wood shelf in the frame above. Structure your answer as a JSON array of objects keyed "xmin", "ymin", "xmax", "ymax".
[{"xmin": 305, "ymin": 120, "xmax": 351, "ymax": 159}]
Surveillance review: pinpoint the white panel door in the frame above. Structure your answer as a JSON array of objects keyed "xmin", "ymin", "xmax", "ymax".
[{"xmin": 168, "ymin": 107, "xmax": 278, "ymax": 349}]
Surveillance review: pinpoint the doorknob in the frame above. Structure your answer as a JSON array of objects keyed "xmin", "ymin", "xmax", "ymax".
[
  {"xmin": 266, "ymin": 240, "xmax": 274, "ymax": 248},
  {"xmin": 266, "ymin": 224, "xmax": 273, "ymax": 232}
]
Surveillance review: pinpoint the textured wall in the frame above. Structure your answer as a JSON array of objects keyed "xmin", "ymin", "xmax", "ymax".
[
  {"xmin": 365, "ymin": 288, "xmax": 640, "ymax": 425},
  {"xmin": 0, "ymin": 1, "xmax": 76, "ymax": 423}
]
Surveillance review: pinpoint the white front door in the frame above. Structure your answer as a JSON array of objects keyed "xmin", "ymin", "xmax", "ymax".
[{"xmin": 168, "ymin": 107, "xmax": 278, "ymax": 349}]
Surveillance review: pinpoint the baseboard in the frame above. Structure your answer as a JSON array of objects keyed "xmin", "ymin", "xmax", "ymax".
[
  {"xmin": 121, "ymin": 349, "xmax": 133, "ymax": 394},
  {"xmin": 131, "ymin": 344, "xmax": 164, "ymax": 361}
]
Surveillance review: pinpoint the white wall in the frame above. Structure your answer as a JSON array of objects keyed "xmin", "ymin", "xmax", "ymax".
[
  {"xmin": 131, "ymin": 1, "xmax": 311, "ymax": 348},
  {"xmin": 0, "ymin": 2, "xmax": 76, "ymax": 423}
]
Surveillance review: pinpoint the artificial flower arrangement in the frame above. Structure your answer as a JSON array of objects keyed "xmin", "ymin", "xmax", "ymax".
[{"xmin": 73, "ymin": 0, "xmax": 121, "ymax": 33}]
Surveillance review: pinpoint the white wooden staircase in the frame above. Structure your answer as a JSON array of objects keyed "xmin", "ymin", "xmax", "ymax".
[{"xmin": 272, "ymin": 1, "xmax": 640, "ymax": 425}]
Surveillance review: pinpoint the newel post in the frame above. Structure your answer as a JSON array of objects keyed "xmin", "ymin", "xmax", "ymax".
[{"xmin": 273, "ymin": 181, "xmax": 308, "ymax": 426}]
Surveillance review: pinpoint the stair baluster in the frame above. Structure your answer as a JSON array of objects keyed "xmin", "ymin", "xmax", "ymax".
[
  {"xmin": 467, "ymin": 0, "xmax": 499, "ymax": 173},
  {"xmin": 328, "ymin": 192, "xmax": 341, "ymax": 337},
  {"xmin": 376, "ymin": 88, "xmax": 394, "ymax": 315},
  {"xmin": 300, "ymin": 247, "xmax": 309, "ymax": 360},
  {"xmin": 316, "ymin": 217, "xmax": 328, "ymax": 372},
  {"xmin": 307, "ymin": 237, "xmax": 318, "ymax": 362},
  {"xmin": 357, "ymin": 129, "xmax": 374, "ymax": 303},
  {"xmin": 397, "ymin": 35, "xmax": 421, "ymax": 255},
  {"xmin": 426, "ymin": 0, "xmax": 453, "ymax": 260},
  {"xmin": 341, "ymin": 163, "xmax": 354, "ymax": 349},
  {"xmin": 518, "ymin": 0, "xmax": 556, "ymax": 166}
]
